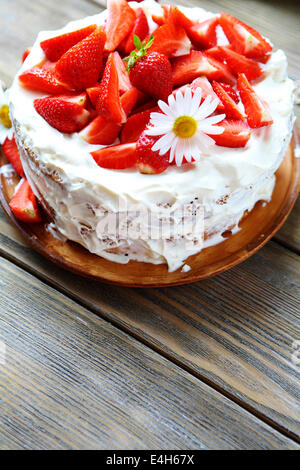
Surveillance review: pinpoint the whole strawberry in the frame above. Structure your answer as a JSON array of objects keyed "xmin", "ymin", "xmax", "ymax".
[
  {"xmin": 137, "ymin": 130, "xmax": 170, "ymax": 174},
  {"xmin": 125, "ymin": 35, "xmax": 172, "ymax": 101}
]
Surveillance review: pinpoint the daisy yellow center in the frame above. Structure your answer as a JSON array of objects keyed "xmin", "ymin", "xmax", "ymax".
[
  {"xmin": 173, "ymin": 115, "xmax": 197, "ymax": 139},
  {"xmin": 0, "ymin": 105, "xmax": 11, "ymax": 128}
]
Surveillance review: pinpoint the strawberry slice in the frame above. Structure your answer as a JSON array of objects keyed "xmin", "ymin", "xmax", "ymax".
[
  {"xmin": 19, "ymin": 62, "xmax": 67, "ymax": 94},
  {"xmin": 187, "ymin": 16, "xmax": 219, "ymax": 49},
  {"xmin": 96, "ymin": 53, "xmax": 127, "ymax": 124},
  {"xmin": 219, "ymin": 13, "xmax": 272, "ymax": 60},
  {"xmin": 113, "ymin": 52, "xmax": 133, "ymax": 94},
  {"xmin": 2, "ymin": 136, "xmax": 25, "ymax": 177},
  {"xmin": 105, "ymin": 0, "xmax": 136, "ymax": 52},
  {"xmin": 212, "ymin": 81, "xmax": 246, "ymax": 120},
  {"xmin": 9, "ymin": 179, "xmax": 41, "ymax": 223},
  {"xmin": 34, "ymin": 93, "xmax": 90, "ymax": 133},
  {"xmin": 55, "ymin": 26, "xmax": 106, "ymax": 91},
  {"xmin": 40, "ymin": 25, "xmax": 97, "ymax": 62},
  {"xmin": 81, "ymin": 88, "xmax": 141, "ymax": 145},
  {"xmin": 86, "ymin": 84, "xmax": 101, "ymax": 107},
  {"xmin": 161, "ymin": 5, "xmax": 193, "ymax": 30},
  {"xmin": 137, "ymin": 131, "xmax": 170, "ymax": 174},
  {"xmin": 148, "ymin": 23, "xmax": 191, "ymax": 58},
  {"xmin": 121, "ymin": 108, "xmax": 156, "ymax": 143},
  {"xmin": 172, "ymin": 50, "xmax": 235, "ymax": 86},
  {"xmin": 218, "ymin": 82, "xmax": 239, "ymax": 103},
  {"xmin": 91, "ymin": 143, "xmax": 137, "ymax": 170},
  {"xmin": 237, "ymin": 73, "xmax": 273, "ymax": 128},
  {"xmin": 22, "ymin": 48, "xmax": 31, "ymax": 63},
  {"xmin": 120, "ymin": 8, "xmax": 149, "ymax": 55},
  {"xmin": 190, "ymin": 77, "xmax": 224, "ymax": 110},
  {"xmin": 152, "ymin": 14, "xmax": 165, "ymax": 27},
  {"xmin": 208, "ymin": 119, "xmax": 251, "ymax": 147},
  {"xmin": 217, "ymin": 46, "xmax": 263, "ymax": 81},
  {"xmin": 205, "ymin": 45, "xmax": 232, "ymax": 59}
]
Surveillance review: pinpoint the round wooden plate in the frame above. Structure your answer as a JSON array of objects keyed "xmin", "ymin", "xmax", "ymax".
[{"xmin": 1, "ymin": 134, "xmax": 299, "ymax": 287}]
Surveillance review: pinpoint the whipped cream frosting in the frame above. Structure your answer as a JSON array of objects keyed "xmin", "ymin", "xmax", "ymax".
[{"xmin": 9, "ymin": 0, "xmax": 295, "ymax": 271}]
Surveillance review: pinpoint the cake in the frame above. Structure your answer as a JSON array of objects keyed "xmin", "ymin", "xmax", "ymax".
[{"xmin": 6, "ymin": 0, "xmax": 294, "ymax": 272}]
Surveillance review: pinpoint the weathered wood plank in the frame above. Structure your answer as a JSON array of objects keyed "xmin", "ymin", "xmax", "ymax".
[
  {"xmin": 0, "ymin": 209, "xmax": 299, "ymax": 441},
  {"xmin": 1, "ymin": 256, "xmax": 298, "ymax": 450}
]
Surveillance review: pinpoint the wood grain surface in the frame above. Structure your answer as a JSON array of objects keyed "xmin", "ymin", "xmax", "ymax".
[
  {"xmin": 2, "ymin": 256, "xmax": 298, "ymax": 450},
  {"xmin": 0, "ymin": 0, "xmax": 299, "ymax": 450}
]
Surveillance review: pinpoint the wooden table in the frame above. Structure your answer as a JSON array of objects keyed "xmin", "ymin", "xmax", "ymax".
[{"xmin": 0, "ymin": 0, "xmax": 299, "ymax": 450}]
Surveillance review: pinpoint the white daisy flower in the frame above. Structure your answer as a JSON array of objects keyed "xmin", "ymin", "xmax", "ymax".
[
  {"xmin": 0, "ymin": 82, "xmax": 13, "ymax": 144},
  {"xmin": 145, "ymin": 87, "xmax": 226, "ymax": 166}
]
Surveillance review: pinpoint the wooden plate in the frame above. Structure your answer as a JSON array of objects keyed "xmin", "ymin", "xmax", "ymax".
[{"xmin": 1, "ymin": 134, "xmax": 299, "ymax": 287}]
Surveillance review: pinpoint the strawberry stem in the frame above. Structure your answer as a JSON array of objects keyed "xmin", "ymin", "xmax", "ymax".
[{"xmin": 124, "ymin": 34, "xmax": 154, "ymax": 71}]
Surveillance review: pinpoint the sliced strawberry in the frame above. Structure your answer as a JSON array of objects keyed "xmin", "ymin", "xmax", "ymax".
[
  {"xmin": 9, "ymin": 179, "xmax": 41, "ymax": 223},
  {"xmin": 120, "ymin": 8, "xmax": 149, "ymax": 55},
  {"xmin": 152, "ymin": 14, "xmax": 165, "ymax": 27},
  {"xmin": 205, "ymin": 45, "xmax": 232, "ymax": 59},
  {"xmin": 137, "ymin": 131, "xmax": 170, "ymax": 174},
  {"xmin": 237, "ymin": 73, "xmax": 273, "ymax": 128},
  {"xmin": 121, "ymin": 108, "xmax": 156, "ymax": 143},
  {"xmin": 2, "ymin": 136, "xmax": 25, "ymax": 177},
  {"xmin": 132, "ymin": 99, "xmax": 157, "ymax": 115},
  {"xmin": 161, "ymin": 5, "xmax": 193, "ymax": 30},
  {"xmin": 22, "ymin": 48, "xmax": 31, "ymax": 63},
  {"xmin": 187, "ymin": 16, "xmax": 219, "ymax": 49},
  {"xmin": 19, "ymin": 62, "xmax": 67, "ymax": 94},
  {"xmin": 112, "ymin": 52, "xmax": 133, "ymax": 94},
  {"xmin": 148, "ymin": 23, "xmax": 191, "ymax": 58},
  {"xmin": 96, "ymin": 53, "xmax": 126, "ymax": 124},
  {"xmin": 217, "ymin": 46, "xmax": 263, "ymax": 81},
  {"xmin": 219, "ymin": 13, "xmax": 272, "ymax": 60},
  {"xmin": 91, "ymin": 143, "xmax": 137, "ymax": 170},
  {"xmin": 55, "ymin": 26, "xmax": 106, "ymax": 91},
  {"xmin": 34, "ymin": 94, "xmax": 90, "ymax": 133},
  {"xmin": 203, "ymin": 54, "xmax": 236, "ymax": 85},
  {"xmin": 40, "ymin": 25, "xmax": 97, "ymax": 62},
  {"xmin": 208, "ymin": 119, "xmax": 251, "ymax": 147},
  {"xmin": 105, "ymin": 0, "xmax": 136, "ymax": 52},
  {"xmin": 86, "ymin": 84, "xmax": 101, "ymax": 107},
  {"xmin": 212, "ymin": 81, "xmax": 246, "ymax": 120},
  {"xmin": 218, "ymin": 82, "xmax": 239, "ymax": 103},
  {"xmin": 190, "ymin": 77, "xmax": 224, "ymax": 110},
  {"xmin": 81, "ymin": 88, "xmax": 141, "ymax": 145},
  {"xmin": 172, "ymin": 50, "xmax": 234, "ymax": 86}
]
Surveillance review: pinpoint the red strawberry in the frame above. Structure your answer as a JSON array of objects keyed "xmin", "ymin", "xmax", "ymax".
[
  {"xmin": 208, "ymin": 119, "xmax": 251, "ymax": 147},
  {"xmin": 34, "ymin": 93, "xmax": 90, "ymax": 133},
  {"xmin": 187, "ymin": 16, "xmax": 219, "ymax": 49},
  {"xmin": 237, "ymin": 73, "xmax": 273, "ymax": 128},
  {"xmin": 120, "ymin": 8, "xmax": 149, "ymax": 55},
  {"xmin": 132, "ymin": 99, "xmax": 157, "ymax": 115},
  {"xmin": 203, "ymin": 54, "xmax": 236, "ymax": 85},
  {"xmin": 148, "ymin": 23, "xmax": 191, "ymax": 58},
  {"xmin": 2, "ymin": 136, "xmax": 25, "ymax": 177},
  {"xmin": 105, "ymin": 0, "xmax": 136, "ymax": 52},
  {"xmin": 86, "ymin": 84, "xmax": 101, "ymax": 107},
  {"xmin": 22, "ymin": 48, "xmax": 31, "ymax": 63},
  {"xmin": 91, "ymin": 143, "xmax": 137, "ymax": 169},
  {"xmin": 217, "ymin": 46, "xmax": 263, "ymax": 81},
  {"xmin": 152, "ymin": 14, "xmax": 165, "ymax": 27},
  {"xmin": 219, "ymin": 13, "xmax": 272, "ymax": 60},
  {"xmin": 161, "ymin": 5, "xmax": 193, "ymax": 30},
  {"xmin": 96, "ymin": 53, "xmax": 126, "ymax": 124},
  {"xmin": 81, "ymin": 87, "xmax": 141, "ymax": 145},
  {"xmin": 125, "ymin": 36, "xmax": 172, "ymax": 101},
  {"xmin": 190, "ymin": 77, "xmax": 224, "ymax": 110},
  {"xmin": 205, "ymin": 45, "xmax": 232, "ymax": 59},
  {"xmin": 9, "ymin": 179, "xmax": 41, "ymax": 223},
  {"xmin": 55, "ymin": 26, "xmax": 106, "ymax": 91},
  {"xmin": 218, "ymin": 82, "xmax": 239, "ymax": 103},
  {"xmin": 113, "ymin": 51, "xmax": 133, "ymax": 94},
  {"xmin": 19, "ymin": 62, "xmax": 67, "ymax": 94},
  {"xmin": 121, "ymin": 108, "xmax": 156, "ymax": 143},
  {"xmin": 212, "ymin": 81, "xmax": 246, "ymax": 120},
  {"xmin": 172, "ymin": 50, "xmax": 235, "ymax": 86},
  {"xmin": 136, "ymin": 131, "xmax": 170, "ymax": 174},
  {"xmin": 40, "ymin": 25, "xmax": 97, "ymax": 62}
]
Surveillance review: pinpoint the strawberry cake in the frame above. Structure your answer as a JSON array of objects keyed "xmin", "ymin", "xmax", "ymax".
[{"xmin": 6, "ymin": 0, "xmax": 295, "ymax": 272}]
